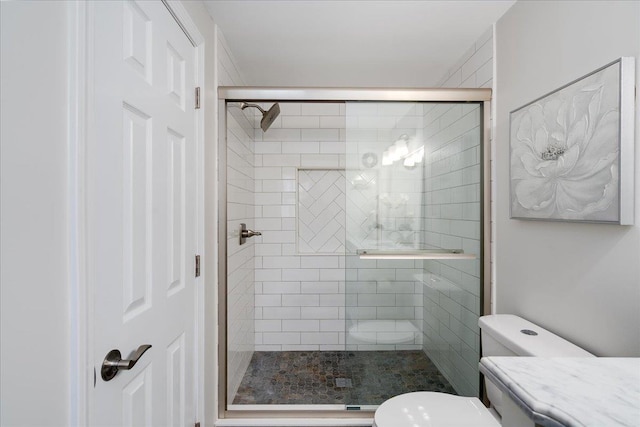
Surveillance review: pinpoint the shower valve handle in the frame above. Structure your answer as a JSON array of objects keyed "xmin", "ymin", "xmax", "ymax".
[
  {"xmin": 243, "ymin": 229, "xmax": 261, "ymax": 238},
  {"xmin": 239, "ymin": 223, "xmax": 261, "ymax": 245}
]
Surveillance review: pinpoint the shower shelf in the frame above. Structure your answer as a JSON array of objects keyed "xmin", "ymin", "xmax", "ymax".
[{"xmin": 356, "ymin": 249, "xmax": 476, "ymax": 260}]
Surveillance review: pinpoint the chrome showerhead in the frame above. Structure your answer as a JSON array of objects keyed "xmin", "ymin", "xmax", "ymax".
[{"xmin": 240, "ymin": 102, "xmax": 281, "ymax": 132}]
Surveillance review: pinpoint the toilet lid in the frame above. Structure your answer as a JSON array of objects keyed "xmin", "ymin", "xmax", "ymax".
[{"xmin": 374, "ymin": 392, "xmax": 501, "ymax": 427}]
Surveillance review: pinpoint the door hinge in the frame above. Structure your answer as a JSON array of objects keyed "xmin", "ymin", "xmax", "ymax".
[
  {"xmin": 195, "ymin": 254, "xmax": 201, "ymax": 277},
  {"xmin": 195, "ymin": 87, "xmax": 201, "ymax": 109}
]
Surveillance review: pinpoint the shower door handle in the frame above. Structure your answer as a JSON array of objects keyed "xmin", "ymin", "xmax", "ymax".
[{"xmin": 240, "ymin": 223, "xmax": 261, "ymax": 245}]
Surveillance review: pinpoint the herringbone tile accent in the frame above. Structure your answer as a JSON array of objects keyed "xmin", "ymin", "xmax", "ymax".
[{"xmin": 298, "ymin": 169, "xmax": 346, "ymax": 253}]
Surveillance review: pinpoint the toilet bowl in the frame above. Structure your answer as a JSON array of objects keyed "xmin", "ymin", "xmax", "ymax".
[
  {"xmin": 372, "ymin": 314, "xmax": 594, "ymax": 427},
  {"xmin": 373, "ymin": 392, "xmax": 500, "ymax": 427}
]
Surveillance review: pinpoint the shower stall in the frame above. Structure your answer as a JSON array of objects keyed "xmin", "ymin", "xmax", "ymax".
[{"xmin": 218, "ymin": 88, "xmax": 491, "ymax": 418}]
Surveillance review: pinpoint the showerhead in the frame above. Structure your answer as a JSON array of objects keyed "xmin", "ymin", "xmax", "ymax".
[{"xmin": 240, "ymin": 102, "xmax": 281, "ymax": 132}]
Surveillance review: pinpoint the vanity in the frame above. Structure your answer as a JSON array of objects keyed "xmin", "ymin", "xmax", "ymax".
[{"xmin": 479, "ymin": 357, "xmax": 640, "ymax": 427}]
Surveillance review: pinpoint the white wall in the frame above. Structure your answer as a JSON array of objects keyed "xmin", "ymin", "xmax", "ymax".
[
  {"xmin": 495, "ymin": 1, "xmax": 640, "ymax": 356},
  {"xmin": 0, "ymin": 1, "xmax": 70, "ymax": 425}
]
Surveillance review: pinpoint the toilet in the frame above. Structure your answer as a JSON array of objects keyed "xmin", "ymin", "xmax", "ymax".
[{"xmin": 373, "ymin": 314, "xmax": 595, "ymax": 427}]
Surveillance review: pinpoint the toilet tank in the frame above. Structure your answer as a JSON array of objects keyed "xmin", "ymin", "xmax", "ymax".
[{"xmin": 478, "ymin": 314, "xmax": 595, "ymax": 417}]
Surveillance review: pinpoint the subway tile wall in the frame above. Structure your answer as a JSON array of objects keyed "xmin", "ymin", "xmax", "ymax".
[
  {"xmin": 421, "ymin": 26, "xmax": 493, "ymax": 397},
  {"xmin": 253, "ymin": 102, "xmax": 425, "ymax": 351},
  {"xmin": 253, "ymin": 102, "xmax": 347, "ymax": 351},
  {"xmin": 218, "ymin": 30, "xmax": 256, "ymax": 402},
  {"xmin": 344, "ymin": 102, "xmax": 426, "ymax": 350}
]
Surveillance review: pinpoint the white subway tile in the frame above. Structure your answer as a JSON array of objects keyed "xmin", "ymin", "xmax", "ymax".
[
  {"xmin": 396, "ymin": 294, "xmax": 422, "ymax": 307},
  {"xmin": 262, "ymin": 179, "xmax": 296, "ymax": 192},
  {"xmin": 319, "ymin": 116, "xmax": 346, "ymax": 128},
  {"xmin": 255, "ymin": 218, "xmax": 282, "ymax": 230},
  {"xmin": 319, "ymin": 269, "xmax": 344, "ymax": 281},
  {"xmin": 282, "ymin": 243, "xmax": 297, "ymax": 255},
  {"xmin": 255, "ymin": 193, "xmax": 281, "ymax": 206},
  {"xmin": 358, "ymin": 294, "xmax": 395, "ymax": 307},
  {"xmin": 301, "ymin": 306, "xmax": 339, "ymax": 319},
  {"xmin": 442, "ymin": 69, "xmax": 462, "ymax": 88},
  {"xmin": 255, "ymin": 294, "xmax": 281, "ymax": 307},
  {"xmin": 320, "ymin": 294, "xmax": 344, "ymax": 307},
  {"xmin": 262, "ymin": 128, "xmax": 301, "ymax": 142},
  {"xmin": 302, "ymin": 129, "xmax": 341, "ymax": 142},
  {"xmin": 261, "ymin": 231, "xmax": 295, "ymax": 243},
  {"xmin": 301, "ymin": 332, "xmax": 339, "ymax": 345},
  {"xmin": 347, "ymin": 307, "xmax": 376, "ymax": 319},
  {"xmin": 282, "ymin": 268, "xmax": 320, "ymax": 281},
  {"xmin": 300, "ymin": 256, "xmax": 339, "ymax": 269},
  {"xmin": 476, "ymin": 27, "xmax": 493, "ymax": 48},
  {"xmin": 282, "ymin": 319, "xmax": 320, "ymax": 332},
  {"xmin": 476, "ymin": 59, "xmax": 493, "ymax": 87},
  {"xmin": 377, "ymin": 307, "xmax": 415, "ymax": 320},
  {"xmin": 320, "ymin": 319, "xmax": 345, "ymax": 332},
  {"xmin": 262, "ymin": 281, "xmax": 301, "ymax": 294},
  {"xmin": 262, "ymin": 154, "xmax": 300, "ymax": 167},
  {"xmin": 282, "ymin": 167, "xmax": 297, "ymax": 179},
  {"xmin": 255, "ymin": 244, "xmax": 281, "ymax": 256},
  {"xmin": 282, "ymin": 141, "xmax": 319, "ymax": 154},
  {"xmin": 255, "ymin": 320, "xmax": 282, "ymax": 332},
  {"xmin": 301, "ymin": 281, "xmax": 340, "ymax": 294},
  {"xmin": 461, "ymin": 40, "xmax": 492, "ymax": 83},
  {"xmin": 281, "ymin": 116, "xmax": 320, "ymax": 128},
  {"xmin": 255, "ymin": 269, "xmax": 281, "ymax": 281},
  {"xmin": 262, "ymin": 332, "xmax": 300, "ymax": 344},
  {"xmin": 301, "ymin": 103, "xmax": 341, "ymax": 116},
  {"xmin": 281, "ymin": 193, "xmax": 296, "ymax": 205},
  {"xmin": 254, "ymin": 142, "xmax": 281, "ymax": 154},
  {"xmin": 278, "ymin": 102, "xmax": 301, "ymax": 115},
  {"xmin": 263, "ymin": 307, "xmax": 300, "ymax": 319},
  {"xmin": 262, "ymin": 205, "xmax": 296, "ymax": 218},
  {"xmin": 358, "ymin": 268, "xmax": 395, "ymax": 281},
  {"xmin": 461, "ymin": 73, "xmax": 476, "ymax": 88},
  {"xmin": 282, "ymin": 294, "xmax": 319, "ymax": 306},
  {"xmin": 262, "ymin": 256, "xmax": 301, "ymax": 269}
]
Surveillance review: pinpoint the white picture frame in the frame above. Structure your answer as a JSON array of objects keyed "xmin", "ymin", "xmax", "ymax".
[{"xmin": 509, "ymin": 57, "xmax": 635, "ymax": 224}]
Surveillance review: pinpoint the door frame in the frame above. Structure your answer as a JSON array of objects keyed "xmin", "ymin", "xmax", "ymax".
[{"xmin": 68, "ymin": 1, "xmax": 205, "ymax": 425}]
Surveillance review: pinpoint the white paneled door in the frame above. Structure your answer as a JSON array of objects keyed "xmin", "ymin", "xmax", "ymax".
[{"xmin": 88, "ymin": 1, "xmax": 197, "ymax": 425}]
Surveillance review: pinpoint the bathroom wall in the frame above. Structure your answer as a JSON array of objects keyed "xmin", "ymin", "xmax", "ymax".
[
  {"xmin": 252, "ymin": 102, "xmax": 426, "ymax": 351},
  {"xmin": 218, "ymin": 30, "xmax": 256, "ymax": 401},
  {"xmin": 344, "ymin": 102, "xmax": 426, "ymax": 351},
  {"xmin": 1, "ymin": 2, "xmax": 71, "ymax": 425},
  {"xmin": 495, "ymin": 1, "xmax": 640, "ymax": 356},
  {"xmin": 421, "ymin": 27, "xmax": 493, "ymax": 397},
  {"xmin": 253, "ymin": 102, "xmax": 348, "ymax": 351}
]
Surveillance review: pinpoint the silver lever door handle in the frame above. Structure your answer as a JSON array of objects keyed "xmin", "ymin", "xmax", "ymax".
[
  {"xmin": 239, "ymin": 223, "xmax": 262, "ymax": 245},
  {"xmin": 101, "ymin": 344, "xmax": 152, "ymax": 381}
]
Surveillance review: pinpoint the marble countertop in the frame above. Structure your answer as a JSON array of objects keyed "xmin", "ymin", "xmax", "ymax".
[{"xmin": 479, "ymin": 357, "xmax": 640, "ymax": 427}]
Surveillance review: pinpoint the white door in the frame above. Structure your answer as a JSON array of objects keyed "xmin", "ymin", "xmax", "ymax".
[{"xmin": 88, "ymin": 1, "xmax": 197, "ymax": 425}]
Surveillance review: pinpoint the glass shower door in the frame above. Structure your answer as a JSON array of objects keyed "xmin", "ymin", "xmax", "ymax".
[{"xmin": 344, "ymin": 101, "xmax": 483, "ymax": 407}]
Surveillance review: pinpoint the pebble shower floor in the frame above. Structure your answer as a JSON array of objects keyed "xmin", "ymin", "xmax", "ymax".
[{"xmin": 232, "ymin": 350, "xmax": 456, "ymax": 405}]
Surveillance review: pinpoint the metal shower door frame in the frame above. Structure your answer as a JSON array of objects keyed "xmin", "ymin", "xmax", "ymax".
[{"xmin": 217, "ymin": 87, "xmax": 492, "ymax": 421}]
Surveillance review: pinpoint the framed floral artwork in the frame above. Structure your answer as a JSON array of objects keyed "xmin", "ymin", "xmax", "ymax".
[{"xmin": 510, "ymin": 57, "xmax": 635, "ymax": 224}]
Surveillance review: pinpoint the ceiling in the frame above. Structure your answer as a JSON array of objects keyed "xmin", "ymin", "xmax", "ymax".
[{"xmin": 204, "ymin": 0, "xmax": 515, "ymax": 88}]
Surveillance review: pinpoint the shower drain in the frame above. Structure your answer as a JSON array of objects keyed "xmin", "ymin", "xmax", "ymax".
[{"xmin": 334, "ymin": 378, "xmax": 353, "ymax": 388}]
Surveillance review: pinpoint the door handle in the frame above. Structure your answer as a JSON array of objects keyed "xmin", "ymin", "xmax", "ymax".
[
  {"xmin": 101, "ymin": 344, "xmax": 152, "ymax": 381},
  {"xmin": 239, "ymin": 223, "xmax": 261, "ymax": 245}
]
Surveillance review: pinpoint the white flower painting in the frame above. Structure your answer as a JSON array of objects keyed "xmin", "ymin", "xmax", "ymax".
[{"xmin": 510, "ymin": 60, "xmax": 627, "ymax": 222}]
